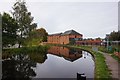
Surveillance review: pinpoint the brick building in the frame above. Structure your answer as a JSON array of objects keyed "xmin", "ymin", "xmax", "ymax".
[
  {"xmin": 76, "ymin": 40, "xmax": 102, "ymax": 45},
  {"xmin": 47, "ymin": 30, "xmax": 83, "ymax": 44}
]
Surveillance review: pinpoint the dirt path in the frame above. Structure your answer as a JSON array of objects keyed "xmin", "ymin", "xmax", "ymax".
[{"xmin": 99, "ymin": 51, "xmax": 120, "ymax": 79}]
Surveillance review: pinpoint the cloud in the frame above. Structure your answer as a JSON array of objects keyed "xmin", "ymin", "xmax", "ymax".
[{"xmin": 0, "ymin": 1, "xmax": 118, "ymax": 38}]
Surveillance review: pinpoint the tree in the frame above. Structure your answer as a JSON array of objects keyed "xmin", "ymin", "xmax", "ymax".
[
  {"xmin": 36, "ymin": 28, "xmax": 48, "ymax": 42},
  {"xmin": 23, "ymin": 28, "xmax": 48, "ymax": 46},
  {"xmin": 29, "ymin": 28, "xmax": 48, "ymax": 42},
  {"xmin": 2, "ymin": 12, "xmax": 18, "ymax": 48},
  {"xmin": 95, "ymin": 37, "xmax": 102, "ymax": 40},
  {"xmin": 109, "ymin": 31, "xmax": 120, "ymax": 41},
  {"xmin": 12, "ymin": 0, "xmax": 37, "ymax": 48}
]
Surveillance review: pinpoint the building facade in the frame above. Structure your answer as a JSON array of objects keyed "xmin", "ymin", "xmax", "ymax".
[
  {"xmin": 76, "ymin": 40, "xmax": 102, "ymax": 45},
  {"xmin": 47, "ymin": 30, "xmax": 83, "ymax": 44}
]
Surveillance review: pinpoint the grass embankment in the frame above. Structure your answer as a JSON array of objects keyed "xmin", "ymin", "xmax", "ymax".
[
  {"xmin": 98, "ymin": 46, "xmax": 120, "ymax": 63},
  {"xmin": 65, "ymin": 45, "xmax": 111, "ymax": 79},
  {"xmin": 23, "ymin": 38, "xmax": 43, "ymax": 47}
]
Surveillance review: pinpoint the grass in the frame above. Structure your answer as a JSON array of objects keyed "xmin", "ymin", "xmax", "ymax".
[
  {"xmin": 94, "ymin": 51, "xmax": 111, "ymax": 79},
  {"xmin": 110, "ymin": 54, "xmax": 120, "ymax": 63},
  {"xmin": 98, "ymin": 46, "xmax": 120, "ymax": 63},
  {"xmin": 23, "ymin": 38, "xmax": 43, "ymax": 47}
]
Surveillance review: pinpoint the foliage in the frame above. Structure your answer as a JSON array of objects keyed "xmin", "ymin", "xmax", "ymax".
[
  {"xmin": 98, "ymin": 45, "xmax": 120, "ymax": 63},
  {"xmin": 98, "ymin": 46, "xmax": 113, "ymax": 53},
  {"xmin": 12, "ymin": 0, "xmax": 37, "ymax": 48},
  {"xmin": 29, "ymin": 28, "xmax": 48, "ymax": 42},
  {"xmin": 23, "ymin": 28, "xmax": 48, "ymax": 46},
  {"xmin": 24, "ymin": 38, "xmax": 43, "ymax": 47},
  {"xmin": 95, "ymin": 37, "xmax": 102, "ymax": 40},
  {"xmin": 2, "ymin": 12, "xmax": 18, "ymax": 47},
  {"xmin": 111, "ymin": 54, "xmax": 120, "ymax": 63},
  {"xmin": 108, "ymin": 31, "xmax": 120, "ymax": 41}
]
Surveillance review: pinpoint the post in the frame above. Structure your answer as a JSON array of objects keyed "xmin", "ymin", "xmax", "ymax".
[
  {"xmin": 106, "ymin": 34, "xmax": 109, "ymax": 51},
  {"xmin": 77, "ymin": 72, "xmax": 86, "ymax": 80}
]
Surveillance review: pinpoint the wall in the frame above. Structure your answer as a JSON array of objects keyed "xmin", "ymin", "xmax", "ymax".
[{"xmin": 47, "ymin": 34, "xmax": 82, "ymax": 44}]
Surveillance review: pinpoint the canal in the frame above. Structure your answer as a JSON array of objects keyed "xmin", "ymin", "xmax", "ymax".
[{"xmin": 2, "ymin": 46, "xmax": 95, "ymax": 79}]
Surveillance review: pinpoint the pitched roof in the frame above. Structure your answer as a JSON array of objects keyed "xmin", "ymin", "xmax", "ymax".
[
  {"xmin": 48, "ymin": 30, "xmax": 82, "ymax": 36},
  {"xmin": 49, "ymin": 33, "xmax": 62, "ymax": 36},
  {"xmin": 62, "ymin": 30, "xmax": 82, "ymax": 35}
]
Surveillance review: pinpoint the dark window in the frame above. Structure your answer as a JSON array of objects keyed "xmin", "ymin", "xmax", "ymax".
[{"xmin": 75, "ymin": 36, "xmax": 76, "ymax": 38}]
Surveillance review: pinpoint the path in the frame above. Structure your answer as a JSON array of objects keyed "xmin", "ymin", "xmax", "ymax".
[{"xmin": 99, "ymin": 51, "xmax": 120, "ymax": 80}]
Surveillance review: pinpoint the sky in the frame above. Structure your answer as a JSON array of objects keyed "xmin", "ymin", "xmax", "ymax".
[{"xmin": 0, "ymin": 0, "xmax": 119, "ymax": 38}]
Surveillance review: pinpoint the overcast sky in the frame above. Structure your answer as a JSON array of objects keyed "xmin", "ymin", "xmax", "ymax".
[{"xmin": 0, "ymin": 0, "xmax": 119, "ymax": 38}]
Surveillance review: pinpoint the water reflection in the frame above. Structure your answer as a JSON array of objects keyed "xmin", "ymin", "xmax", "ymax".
[
  {"xmin": 2, "ymin": 53, "xmax": 47, "ymax": 64},
  {"xmin": 2, "ymin": 54, "xmax": 36, "ymax": 80},
  {"xmin": 34, "ymin": 46, "xmax": 94, "ymax": 78},
  {"xmin": 48, "ymin": 46, "xmax": 82, "ymax": 62},
  {"xmin": 2, "ymin": 46, "xmax": 95, "ymax": 79}
]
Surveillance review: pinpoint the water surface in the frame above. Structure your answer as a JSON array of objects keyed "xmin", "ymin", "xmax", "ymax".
[{"xmin": 2, "ymin": 46, "xmax": 95, "ymax": 79}]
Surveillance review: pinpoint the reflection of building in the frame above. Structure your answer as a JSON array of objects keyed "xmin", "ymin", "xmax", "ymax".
[
  {"xmin": 47, "ymin": 46, "xmax": 82, "ymax": 62},
  {"xmin": 47, "ymin": 30, "xmax": 83, "ymax": 44}
]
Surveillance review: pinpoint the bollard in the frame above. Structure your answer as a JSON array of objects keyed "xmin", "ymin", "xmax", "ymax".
[{"xmin": 77, "ymin": 72, "xmax": 86, "ymax": 80}]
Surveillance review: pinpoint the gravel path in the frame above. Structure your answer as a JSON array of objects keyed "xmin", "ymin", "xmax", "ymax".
[{"xmin": 99, "ymin": 51, "xmax": 120, "ymax": 80}]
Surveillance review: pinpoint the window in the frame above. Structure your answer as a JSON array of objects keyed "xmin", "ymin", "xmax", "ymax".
[{"xmin": 75, "ymin": 35, "xmax": 76, "ymax": 38}]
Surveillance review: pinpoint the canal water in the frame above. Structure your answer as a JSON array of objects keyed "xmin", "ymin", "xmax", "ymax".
[{"xmin": 2, "ymin": 46, "xmax": 95, "ymax": 79}]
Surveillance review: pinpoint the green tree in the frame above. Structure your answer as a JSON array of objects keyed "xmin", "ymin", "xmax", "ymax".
[
  {"xmin": 36, "ymin": 28, "xmax": 48, "ymax": 42},
  {"xmin": 95, "ymin": 37, "xmax": 102, "ymax": 40},
  {"xmin": 109, "ymin": 31, "xmax": 120, "ymax": 41},
  {"xmin": 12, "ymin": 0, "xmax": 37, "ymax": 48},
  {"xmin": 2, "ymin": 12, "xmax": 18, "ymax": 48},
  {"xmin": 30, "ymin": 28, "xmax": 48, "ymax": 42},
  {"xmin": 24, "ymin": 28, "xmax": 48, "ymax": 46}
]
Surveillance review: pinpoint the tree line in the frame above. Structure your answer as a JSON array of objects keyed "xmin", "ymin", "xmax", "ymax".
[
  {"xmin": 108, "ymin": 31, "xmax": 120, "ymax": 41},
  {"xmin": 1, "ymin": 0, "xmax": 48, "ymax": 48}
]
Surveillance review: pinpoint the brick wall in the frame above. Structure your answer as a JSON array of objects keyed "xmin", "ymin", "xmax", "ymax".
[{"xmin": 47, "ymin": 34, "xmax": 82, "ymax": 44}]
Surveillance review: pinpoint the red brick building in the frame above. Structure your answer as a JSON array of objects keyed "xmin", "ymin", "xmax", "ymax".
[
  {"xmin": 76, "ymin": 40, "xmax": 102, "ymax": 45},
  {"xmin": 47, "ymin": 30, "xmax": 83, "ymax": 44}
]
